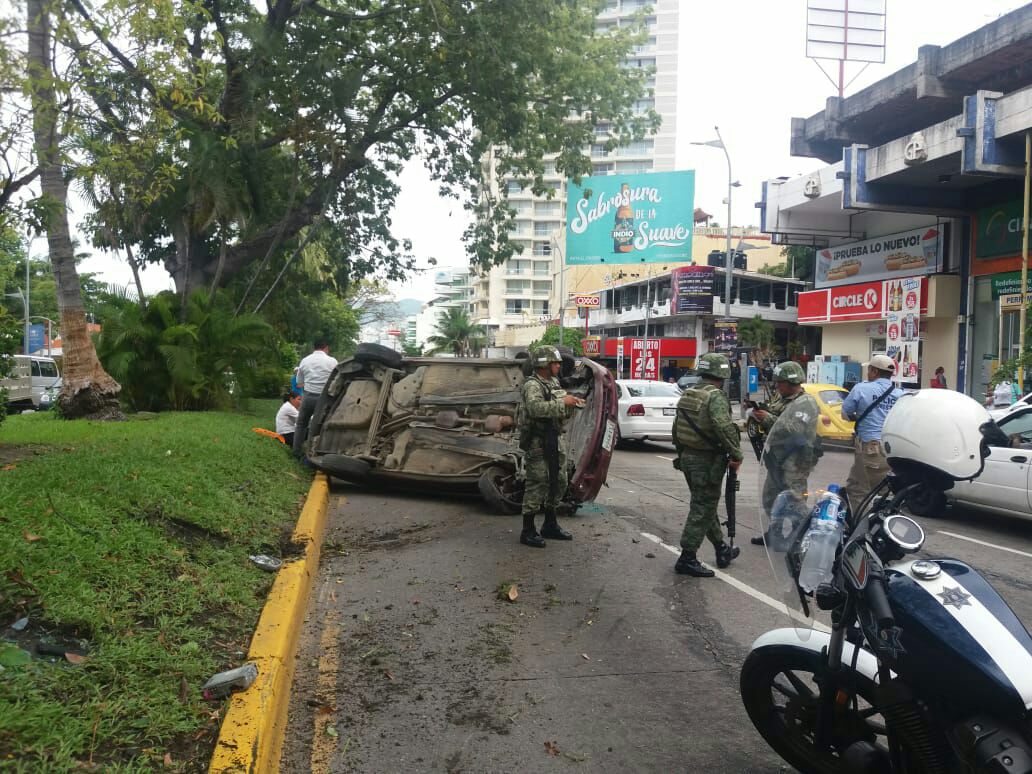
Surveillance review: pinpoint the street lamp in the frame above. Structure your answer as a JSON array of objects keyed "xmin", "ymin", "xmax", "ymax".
[{"xmin": 691, "ymin": 127, "xmax": 741, "ymax": 322}]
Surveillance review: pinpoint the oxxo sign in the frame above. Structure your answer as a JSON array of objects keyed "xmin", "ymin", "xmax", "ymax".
[{"xmin": 574, "ymin": 295, "xmax": 600, "ymax": 308}]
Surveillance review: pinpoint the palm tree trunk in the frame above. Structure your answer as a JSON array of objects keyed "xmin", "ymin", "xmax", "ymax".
[{"xmin": 28, "ymin": 0, "xmax": 122, "ymax": 419}]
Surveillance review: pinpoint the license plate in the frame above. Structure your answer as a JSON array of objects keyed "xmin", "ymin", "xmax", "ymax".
[
  {"xmin": 663, "ymin": 407, "xmax": 676, "ymax": 416},
  {"xmin": 602, "ymin": 420, "xmax": 617, "ymax": 452}
]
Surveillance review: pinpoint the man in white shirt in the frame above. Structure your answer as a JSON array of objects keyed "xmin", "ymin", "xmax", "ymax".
[
  {"xmin": 292, "ymin": 339, "xmax": 338, "ymax": 457},
  {"xmin": 276, "ymin": 393, "xmax": 302, "ymax": 447}
]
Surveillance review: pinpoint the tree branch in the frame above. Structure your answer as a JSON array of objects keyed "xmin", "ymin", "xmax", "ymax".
[
  {"xmin": 0, "ymin": 167, "xmax": 41, "ymax": 211},
  {"xmin": 306, "ymin": 2, "xmax": 402, "ymax": 22}
]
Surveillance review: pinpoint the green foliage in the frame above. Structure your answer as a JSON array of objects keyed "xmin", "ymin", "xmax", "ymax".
[
  {"xmin": 0, "ymin": 406, "xmax": 310, "ymax": 770},
  {"xmin": 759, "ymin": 245, "xmax": 815, "ymax": 280},
  {"xmin": 738, "ymin": 315, "xmax": 776, "ymax": 352},
  {"xmin": 531, "ymin": 325, "xmax": 584, "ymax": 356},
  {"xmin": 426, "ymin": 308, "xmax": 486, "ymax": 357},
  {"xmin": 402, "ymin": 340, "xmax": 424, "ymax": 357},
  {"xmin": 94, "ymin": 290, "xmax": 276, "ymax": 411}
]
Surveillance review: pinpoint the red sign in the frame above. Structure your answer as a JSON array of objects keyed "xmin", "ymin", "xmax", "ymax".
[
  {"xmin": 601, "ymin": 337, "xmax": 697, "ymax": 358},
  {"xmin": 574, "ymin": 295, "xmax": 600, "ymax": 308},
  {"xmin": 798, "ymin": 277, "xmax": 927, "ymax": 324},
  {"xmin": 582, "ymin": 337, "xmax": 601, "ymax": 355},
  {"xmin": 630, "ymin": 339, "xmax": 660, "ymax": 380}
]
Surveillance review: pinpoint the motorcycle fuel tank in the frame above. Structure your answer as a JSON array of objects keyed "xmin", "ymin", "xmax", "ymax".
[{"xmin": 885, "ymin": 559, "xmax": 1032, "ymax": 716}]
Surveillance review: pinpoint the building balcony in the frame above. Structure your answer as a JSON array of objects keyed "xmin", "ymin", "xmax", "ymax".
[{"xmin": 584, "ymin": 297, "xmax": 799, "ymax": 327}]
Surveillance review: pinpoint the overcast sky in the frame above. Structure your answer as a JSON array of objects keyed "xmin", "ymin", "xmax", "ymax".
[{"xmin": 74, "ymin": 0, "xmax": 1028, "ymax": 302}]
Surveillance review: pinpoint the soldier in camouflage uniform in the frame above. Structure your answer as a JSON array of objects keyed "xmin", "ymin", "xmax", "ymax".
[
  {"xmin": 672, "ymin": 353, "xmax": 744, "ymax": 577},
  {"xmin": 758, "ymin": 361, "xmax": 820, "ymax": 544},
  {"xmin": 746, "ymin": 381, "xmax": 788, "ymax": 545},
  {"xmin": 518, "ymin": 346, "xmax": 584, "ymax": 548}
]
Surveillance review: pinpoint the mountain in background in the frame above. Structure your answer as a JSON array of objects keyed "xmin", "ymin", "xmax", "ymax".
[{"xmin": 393, "ymin": 298, "xmax": 424, "ymax": 318}]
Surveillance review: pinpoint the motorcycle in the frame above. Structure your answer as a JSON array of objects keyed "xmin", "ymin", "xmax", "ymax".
[{"xmin": 741, "ymin": 434, "xmax": 1032, "ymax": 773}]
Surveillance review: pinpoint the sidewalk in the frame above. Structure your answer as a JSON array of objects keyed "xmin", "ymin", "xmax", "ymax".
[{"xmin": 279, "ymin": 483, "xmax": 784, "ymax": 773}]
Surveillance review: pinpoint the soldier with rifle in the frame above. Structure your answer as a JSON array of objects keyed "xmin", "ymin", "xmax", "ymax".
[
  {"xmin": 517, "ymin": 345, "xmax": 584, "ymax": 548},
  {"xmin": 671, "ymin": 353, "xmax": 743, "ymax": 577}
]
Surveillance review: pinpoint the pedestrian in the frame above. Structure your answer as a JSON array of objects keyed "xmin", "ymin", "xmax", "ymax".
[
  {"xmin": 276, "ymin": 392, "xmax": 302, "ymax": 447},
  {"xmin": 931, "ymin": 366, "xmax": 948, "ymax": 389},
  {"xmin": 518, "ymin": 345, "xmax": 583, "ymax": 548},
  {"xmin": 292, "ymin": 338, "xmax": 338, "ymax": 458},
  {"xmin": 671, "ymin": 353, "xmax": 743, "ymax": 577},
  {"xmin": 841, "ymin": 355, "xmax": 903, "ymax": 510},
  {"xmin": 756, "ymin": 361, "xmax": 821, "ymax": 546}
]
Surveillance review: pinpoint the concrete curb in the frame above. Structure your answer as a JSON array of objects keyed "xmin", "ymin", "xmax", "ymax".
[{"xmin": 209, "ymin": 472, "xmax": 330, "ymax": 774}]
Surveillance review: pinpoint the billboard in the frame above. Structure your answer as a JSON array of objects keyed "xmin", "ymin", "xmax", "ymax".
[
  {"xmin": 27, "ymin": 324, "xmax": 45, "ymax": 354},
  {"xmin": 814, "ymin": 226, "xmax": 941, "ymax": 289},
  {"xmin": 565, "ymin": 170, "xmax": 694, "ymax": 265},
  {"xmin": 671, "ymin": 266, "xmax": 714, "ymax": 314},
  {"xmin": 886, "ymin": 275, "xmax": 921, "ymax": 386},
  {"xmin": 630, "ymin": 338, "xmax": 660, "ymax": 380}
]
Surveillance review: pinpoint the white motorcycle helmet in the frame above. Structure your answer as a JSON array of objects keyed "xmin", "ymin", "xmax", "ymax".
[{"xmin": 882, "ymin": 390, "xmax": 995, "ymax": 482}]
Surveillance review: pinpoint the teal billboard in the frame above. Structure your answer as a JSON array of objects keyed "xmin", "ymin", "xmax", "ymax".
[{"xmin": 565, "ymin": 170, "xmax": 695, "ymax": 265}]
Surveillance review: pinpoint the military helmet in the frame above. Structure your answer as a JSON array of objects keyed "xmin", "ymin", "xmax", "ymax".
[
  {"xmin": 772, "ymin": 360, "xmax": 806, "ymax": 384},
  {"xmin": 696, "ymin": 353, "xmax": 731, "ymax": 380},
  {"xmin": 531, "ymin": 345, "xmax": 562, "ymax": 367}
]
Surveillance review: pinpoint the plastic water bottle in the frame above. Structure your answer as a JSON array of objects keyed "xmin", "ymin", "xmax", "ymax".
[{"xmin": 798, "ymin": 484, "xmax": 844, "ymax": 593}]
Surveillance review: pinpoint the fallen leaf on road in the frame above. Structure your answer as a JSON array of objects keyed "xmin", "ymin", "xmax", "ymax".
[
  {"xmin": 581, "ymin": 653, "xmax": 590, "ymax": 660},
  {"xmin": 384, "ymin": 670, "xmax": 395, "ymax": 681},
  {"xmin": 325, "ymin": 725, "xmax": 338, "ymax": 738},
  {"xmin": 544, "ymin": 741, "xmax": 560, "ymax": 757},
  {"xmin": 317, "ymin": 704, "xmax": 335, "ymax": 715},
  {"xmin": 23, "ymin": 531, "xmax": 42, "ymax": 542},
  {"xmin": 65, "ymin": 652, "xmax": 87, "ymax": 664},
  {"xmin": 163, "ymin": 752, "xmax": 173, "ymax": 768},
  {"xmin": 507, "ymin": 585, "xmax": 519, "ymax": 602}
]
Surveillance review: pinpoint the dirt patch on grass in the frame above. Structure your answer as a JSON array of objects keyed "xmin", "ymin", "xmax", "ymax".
[
  {"xmin": 0, "ymin": 443, "xmax": 52, "ymax": 468},
  {"xmin": 129, "ymin": 506, "xmax": 230, "ymax": 548}
]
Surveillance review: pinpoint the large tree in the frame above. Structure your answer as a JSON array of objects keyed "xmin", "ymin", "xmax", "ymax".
[
  {"xmin": 27, "ymin": 0, "xmax": 121, "ymax": 419},
  {"xmin": 66, "ymin": 0, "xmax": 657, "ymax": 297}
]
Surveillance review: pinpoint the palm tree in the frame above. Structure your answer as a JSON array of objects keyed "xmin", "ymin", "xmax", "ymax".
[{"xmin": 426, "ymin": 308, "xmax": 486, "ymax": 357}]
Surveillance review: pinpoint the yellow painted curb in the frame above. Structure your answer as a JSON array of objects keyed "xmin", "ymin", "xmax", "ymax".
[{"xmin": 209, "ymin": 472, "xmax": 330, "ymax": 774}]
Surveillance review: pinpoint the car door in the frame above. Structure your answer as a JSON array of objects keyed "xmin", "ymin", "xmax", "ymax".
[{"xmin": 953, "ymin": 409, "xmax": 1032, "ymax": 517}]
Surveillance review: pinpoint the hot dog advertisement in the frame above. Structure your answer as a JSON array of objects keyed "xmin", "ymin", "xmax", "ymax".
[{"xmin": 815, "ymin": 226, "xmax": 940, "ymax": 289}]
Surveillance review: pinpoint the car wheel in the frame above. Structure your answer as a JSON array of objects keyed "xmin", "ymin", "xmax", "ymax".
[
  {"xmin": 477, "ymin": 465, "xmax": 523, "ymax": 515},
  {"xmin": 313, "ymin": 453, "xmax": 372, "ymax": 480},
  {"xmin": 354, "ymin": 343, "xmax": 403, "ymax": 369},
  {"xmin": 905, "ymin": 485, "xmax": 947, "ymax": 519}
]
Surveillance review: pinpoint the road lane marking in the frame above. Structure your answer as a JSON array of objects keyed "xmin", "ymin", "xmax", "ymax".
[
  {"xmin": 655, "ymin": 455, "xmax": 675, "ymax": 461},
  {"xmin": 310, "ymin": 606, "xmax": 343, "ymax": 773},
  {"xmin": 640, "ymin": 532, "xmax": 831, "ymax": 633},
  {"xmin": 938, "ymin": 530, "xmax": 1032, "ymax": 560}
]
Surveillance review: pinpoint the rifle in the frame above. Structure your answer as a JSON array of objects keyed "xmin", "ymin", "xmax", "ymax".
[
  {"xmin": 743, "ymin": 399, "xmax": 770, "ymax": 462},
  {"xmin": 724, "ymin": 463, "xmax": 739, "ymax": 549}
]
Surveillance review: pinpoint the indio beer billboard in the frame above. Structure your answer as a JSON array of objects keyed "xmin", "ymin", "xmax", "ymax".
[{"xmin": 564, "ymin": 171, "xmax": 695, "ymax": 265}]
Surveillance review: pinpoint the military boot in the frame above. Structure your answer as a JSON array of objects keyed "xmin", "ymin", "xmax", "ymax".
[
  {"xmin": 716, "ymin": 542, "xmax": 740, "ymax": 569},
  {"xmin": 674, "ymin": 550, "xmax": 714, "ymax": 578},
  {"xmin": 540, "ymin": 508, "xmax": 572, "ymax": 540},
  {"xmin": 520, "ymin": 513, "xmax": 546, "ymax": 548}
]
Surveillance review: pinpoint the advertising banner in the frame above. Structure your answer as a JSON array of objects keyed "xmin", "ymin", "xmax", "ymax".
[
  {"xmin": 565, "ymin": 170, "xmax": 695, "ymax": 265},
  {"xmin": 797, "ymin": 277, "xmax": 928, "ymax": 324},
  {"xmin": 976, "ymin": 200, "xmax": 1029, "ymax": 259},
  {"xmin": 671, "ymin": 265, "xmax": 714, "ymax": 314},
  {"xmin": 616, "ymin": 339, "xmax": 624, "ymax": 376},
  {"xmin": 885, "ymin": 275, "xmax": 921, "ymax": 386},
  {"xmin": 815, "ymin": 226, "xmax": 941, "ymax": 289},
  {"xmin": 630, "ymin": 338, "xmax": 660, "ymax": 380},
  {"xmin": 27, "ymin": 324, "xmax": 44, "ymax": 354},
  {"xmin": 990, "ymin": 271, "xmax": 1032, "ymax": 298},
  {"xmin": 582, "ymin": 336, "xmax": 601, "ymax": 356},
  {"xmin": 714, "ymin": 320, "xmax": 738, "ymax": 353}
]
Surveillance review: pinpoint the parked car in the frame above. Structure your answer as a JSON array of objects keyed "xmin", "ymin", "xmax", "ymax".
[
  {"xmin": 614, "ymin": 379, "xmax": 682, "ymax": 445},
  {"xmin": 0, "ymin": 355, "xmax": 61, "ymax": 410},
  {"xmin": 909, "ymin": 405, "xmax": 1032, "ymax": 520},
  {"xmin": 988, "ymin": 391, "xmax": 1032, "ymax": 421},
  {"xmin": 801, "ymin": 383, "xmax": 855, "ymax": 442},
  {"xmin": 306, "ymin": 344, "xmax": 617, "ymax": 514}
]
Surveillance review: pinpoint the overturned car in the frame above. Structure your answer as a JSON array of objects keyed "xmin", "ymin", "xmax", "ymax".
[{"xmin": 306, "ymin": 344, "xmax": 618, "ymax": 513}]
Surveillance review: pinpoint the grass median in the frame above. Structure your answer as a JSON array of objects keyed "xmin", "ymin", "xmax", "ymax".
[{"xmin": 0, "ymin": 400, "xmax": 311, "ymax": 772}]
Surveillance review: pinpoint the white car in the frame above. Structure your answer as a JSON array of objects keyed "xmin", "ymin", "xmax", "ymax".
[
  {"xmin": 614, "ymin": 379, "xmax": 681, "ymax": 445},
  {"xmin": 920, "ymin": 406, "xmax": 1032, "ymax": 520},
  {"xmin": 988, "ymin": 392, "xmax": 1032, "ymax": 421}
]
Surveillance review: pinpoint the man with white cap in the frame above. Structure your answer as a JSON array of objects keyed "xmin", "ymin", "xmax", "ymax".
[{"xmin": 841, "ymin": 354, "xmax": 903, "ymax": 510}]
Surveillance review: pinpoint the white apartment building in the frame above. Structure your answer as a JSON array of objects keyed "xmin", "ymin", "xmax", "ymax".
[
  {"xmin": 407, "ymin": 268, "xmax": 475, "ymax": 350},
  {"xmin": 472, "ymin": 0, "xmax": 679, "ymax": 341}
]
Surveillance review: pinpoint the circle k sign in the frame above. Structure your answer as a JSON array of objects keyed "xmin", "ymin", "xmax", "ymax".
[{"xmin": 832, "ymin": 286, "xmax": 880, "ymax": 311}]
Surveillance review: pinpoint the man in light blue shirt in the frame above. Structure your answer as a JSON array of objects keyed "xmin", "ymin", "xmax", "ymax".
[{"xmin": 841, "ymin": 354, "xmax": 903, "ymax": 510}]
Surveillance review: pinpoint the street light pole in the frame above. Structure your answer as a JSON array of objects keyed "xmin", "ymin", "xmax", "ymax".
[
  {"xmin": 553, "ymin": 230, "xmax": 566, "ymax": 345},
  {"xmin": 24, "ymin": 249, "xmax": 30, "ymax": 355},
  {"xmin": 714, "ymin": 126, "xmax": 733, "ymax": 322}
]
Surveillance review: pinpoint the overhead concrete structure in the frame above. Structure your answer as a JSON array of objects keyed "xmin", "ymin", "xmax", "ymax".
[{"xmin": 791, "ymin": 5, "xmax": 1032, "ymax": 162}]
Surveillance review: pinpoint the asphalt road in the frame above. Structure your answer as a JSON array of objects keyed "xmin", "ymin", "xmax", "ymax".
[{"xmin": 280, "ymin": 443, "xmax": 1032, "ymax": 773}]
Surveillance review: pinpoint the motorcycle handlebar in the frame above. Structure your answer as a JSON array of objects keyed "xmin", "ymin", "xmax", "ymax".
[{"xmin": 864, "ymin": 574, "xmax": 895, "ymax": 631}]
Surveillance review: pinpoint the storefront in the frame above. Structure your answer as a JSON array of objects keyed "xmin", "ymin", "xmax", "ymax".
[
  {"xmin": 597, "ymin": 336, "xmax": 697, "ymax": 380},
  {"xmin": 969, "ymin": 200, "xmax": 1032, "ymax": 397},
  {"xmin": 798, "ymin": 273, "xmax": 961, "ymax": 388}
]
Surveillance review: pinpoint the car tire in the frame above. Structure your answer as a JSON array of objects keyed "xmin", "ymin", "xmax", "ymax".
[
  {"xmin": 905, "ymin": 486, "xmax": 947, "ymax": 519},
  {"xmin": 354, "ymin": 343, "xmax": 403, "ymax": 369},
  {"xmin": 477, "ymin": 465, "xmax": 523, "ymax": 515},
  {"xmin": 314, "ymin": 453, "xmax": 372, "ymax": 480}
]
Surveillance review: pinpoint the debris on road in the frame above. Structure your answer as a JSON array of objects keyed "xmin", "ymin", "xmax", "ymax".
[
  {"xmin": 248, "ymin": 554, "xmax": 282, "ymax": 572},
  {"xmin": 201, "ymin": 662, "xmax": 258, "ymax": 700},
  {"xmin": 645, "ymin": 552, "xmax": 656, "ymax": 559},
  {"xmin": 497, "ymin": 582, "xmax": 519, "ymax": 602}
]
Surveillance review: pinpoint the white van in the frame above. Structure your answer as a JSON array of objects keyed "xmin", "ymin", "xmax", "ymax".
[{"xmin": 1, "ymin": 355, "xmax": 62, "ymax": 410}]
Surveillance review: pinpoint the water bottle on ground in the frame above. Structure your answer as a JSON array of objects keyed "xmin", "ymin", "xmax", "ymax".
[{"xmin": 798, "ymin": 484, "xmax": 844, "ymax": 593}]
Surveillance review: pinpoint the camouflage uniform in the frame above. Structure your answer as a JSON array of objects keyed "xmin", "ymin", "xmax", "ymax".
[
  {"xmin": 520, "ymin": 373, "xmax": 573, "ymax": 517},
  {"xmin": 761, "ymin": 389, "xmax": 820, "ymax": 517},
  {"xmin": 674, "ymin": 383, "xmax": 744, "ymax": 554}
]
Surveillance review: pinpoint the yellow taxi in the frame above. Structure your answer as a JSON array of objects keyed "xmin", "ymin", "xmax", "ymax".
[{"xmin": 802, "ymin": 383, "xmax": 855, "ymax": 442}]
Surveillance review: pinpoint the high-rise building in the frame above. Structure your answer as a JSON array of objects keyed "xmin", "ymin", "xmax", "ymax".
[
  {"xmin": 472, "ymin": 0, "xmax": 679, "ymax": 342},
  {"xmin": 407, "ymin": 268, "xmax": 475, "ymax": 351}
]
